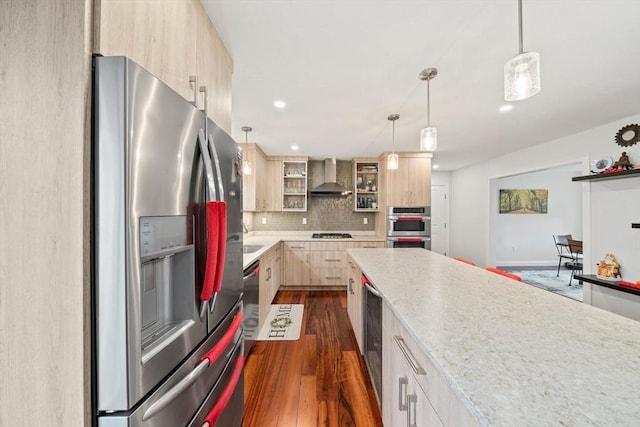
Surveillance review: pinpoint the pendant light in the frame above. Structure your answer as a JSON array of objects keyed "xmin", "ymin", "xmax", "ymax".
[
  {"xmin": 241, "ymin": 126, "xmax": 252, "ymax": 175},
  {"xmin": 387, "ymin": 114, "xmax": 399, "ymax": 170},
  {"xmin": 419, "ymin": 67, "xmax": 438, "ymax": 152},
  {"xmin": 504, "ymin": 0, "xmax": 540, "ymax": 101}
]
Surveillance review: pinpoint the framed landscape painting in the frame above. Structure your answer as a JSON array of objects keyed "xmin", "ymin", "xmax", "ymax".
[{"xmin": 499, "ymin": 189, "xmax": 548, "ymax": 214}]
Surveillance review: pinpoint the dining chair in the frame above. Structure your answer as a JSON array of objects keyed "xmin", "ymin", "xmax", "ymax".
[
  {"xmin": 553, "ymin": 234, "xmax": 575, "ymax": 276},
  {"xmin": 567, "ymin": 239, "xmax": 583, "ymax": 285}
]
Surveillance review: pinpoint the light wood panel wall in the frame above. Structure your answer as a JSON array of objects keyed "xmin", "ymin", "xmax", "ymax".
[{"xmin": 0, "ymin": 1, "xmax": 93, "ymax": 425}]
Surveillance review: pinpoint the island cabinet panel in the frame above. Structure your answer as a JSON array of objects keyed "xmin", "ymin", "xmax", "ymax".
[
  {"xmin": 382, "ymin": 302, "xmax": 478, "ymax": 427},
  {"xmin": 346, "ymin": 255, "xmax": 364, "ymax": 353}
]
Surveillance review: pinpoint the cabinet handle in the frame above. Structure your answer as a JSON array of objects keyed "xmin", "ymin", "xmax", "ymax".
[
  {"xmin": 324, "ymin": 276, "xmax": 341, "ymax": 280},
  {"xmin": 188, "ymin": 75, "xmax": 198, "ymax": 107},
  {"xmin": 199, "ymin": 85, "xmax": 208, "ymax": 117},
  {"xmin": 362, "ymin": 246, "xmax": 377, "ymax": 248},
  {"xmin": 348, "ymin": 278, "xmax": 353, "ymax": 294},
  {"xmin": 324, "ymin": 258, "xmax": 341, "ymax": 262},
  {"xmin": 394, "ymin": 336, "xmax": 426, "ymax": 375},
  {"xmin": 289, "ymin": 245, "xmax": 305, "ymax": 249},
  {"xmin": 306, "ymin": 254, "xmax": 310, "ymax": 264},
  {"xmin": 398, "ymin": 376, "xmax": 408, "ymax": 411},
  {"xmin": 407, "ymin": 393, "xmax": 417, "ymax": 427},
  {"xmin": 275, "ymin": 257, "xmax": 280, "ymax": 263},
  {"xmin": 267, "ymin": 267, "xmax": 272, "ymax": 281}
]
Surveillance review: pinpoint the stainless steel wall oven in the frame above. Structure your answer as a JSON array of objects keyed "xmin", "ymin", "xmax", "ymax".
[{"xmin": 386, "ymin": 206, "xmax": 431, "ymax": 249}]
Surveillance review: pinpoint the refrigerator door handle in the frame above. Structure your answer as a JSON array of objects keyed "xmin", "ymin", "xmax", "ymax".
[
  {"xmin": 201, "ymin": 312, "xmax": 243, "ymax": 366},
  {"xmin": 198, "ymin": 130, "xmax": 217, "ymax": 202},
  {"xmin": 201, "ymin": 355, "xmax": 245, "ymax": 427},
  {"xmin": 142, "ymin": 360, "xmax": 209, "ymax": 421},
  {"xmin": 200, "ymin": 201, "xmax": 221, "ymax": 313},
  {"xmin": 207, "ymin": 132, "xmax": 225, "ymax": 201}
]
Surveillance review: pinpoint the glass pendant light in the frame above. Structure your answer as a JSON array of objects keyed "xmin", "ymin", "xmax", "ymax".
[
  {"xmin": 504, "ymin": 0, "xmax": 540, "ymax": 101},
  {"xmin": 418, "ymin": 68, "xmax": 438, "ymax": 152},
  {"xmin": 241, "ymin": 126, "xmax": 252, "ymax": 175},
  {"xmin": 387, "ymin": 114, "xmax": 399, "ymax": 170}
]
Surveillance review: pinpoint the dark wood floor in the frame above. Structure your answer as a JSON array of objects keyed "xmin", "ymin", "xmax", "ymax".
[{"xmin": 242, "ymin": 290, "xmax": 383, "ymax": 427}]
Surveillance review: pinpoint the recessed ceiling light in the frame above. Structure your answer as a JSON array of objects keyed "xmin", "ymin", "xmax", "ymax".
[
  {"xmin": 291, "ymin": 145, "xmax": 299, "ymax": 151},
  {"xmin": 274, "ymin": 100, "xmax": 286, "ymax": 109},
  {"xmin": 499, "ymin": 104, "xmax": 513, "ymax": 112},
  {"xmin": 433, "ymin": 164, "xmax": 440, "ymax": 169}
]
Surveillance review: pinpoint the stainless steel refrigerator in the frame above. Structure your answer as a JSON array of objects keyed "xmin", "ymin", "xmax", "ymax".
[{"xmin": 92, "ymin": 56, "xmax": 244, "ymax": 427}]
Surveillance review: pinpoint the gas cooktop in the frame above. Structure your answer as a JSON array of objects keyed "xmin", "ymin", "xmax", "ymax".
[{"xmin": 312, "ymin": 233, "xmax": 353, "ymax": 239}]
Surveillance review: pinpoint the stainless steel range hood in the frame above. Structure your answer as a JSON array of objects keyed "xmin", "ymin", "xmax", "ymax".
[{"xmin": 309, "ymin": 159, "xmax": 352, "ymax": 196}]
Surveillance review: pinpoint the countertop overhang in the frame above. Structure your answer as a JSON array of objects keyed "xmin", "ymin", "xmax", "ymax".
[{"xmin": 347, "ymin": 248, "xmax": 640, "ymax": 426}]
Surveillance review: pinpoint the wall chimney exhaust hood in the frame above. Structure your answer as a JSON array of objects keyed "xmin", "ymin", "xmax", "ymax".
[{"xmin": 309, "ymin": 159, "xmax": 352, "ymax": 196}]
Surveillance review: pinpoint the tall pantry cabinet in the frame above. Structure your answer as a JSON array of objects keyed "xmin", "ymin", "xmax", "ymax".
[
  {"xmin": 376, "ymin": 152, "xmax": 433, "ymax": 236},
  {"xmin": 0, "ymin": 1, "xmax": 234, "ymax": 425}
]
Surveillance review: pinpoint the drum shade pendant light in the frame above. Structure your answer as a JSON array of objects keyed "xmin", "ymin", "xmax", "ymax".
[
  {"xmin": 419, "ymin": 68, "xmax": 438, "ymax": 152},
  {"xmin": 241, "ymin": 126, "xmax": 252, "ymax": 175},
  {"xmin": 387, "ymin": 114, "xmax": 400, "ymax": 170},
  {"xmin": 504, "ymin": 0, "xmax": 540, "ymax": 101}
]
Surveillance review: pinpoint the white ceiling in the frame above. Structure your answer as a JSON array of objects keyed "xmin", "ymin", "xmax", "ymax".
[{"xmin": 201, "ymin": 0, "xmax": 640, "ymax": 170}]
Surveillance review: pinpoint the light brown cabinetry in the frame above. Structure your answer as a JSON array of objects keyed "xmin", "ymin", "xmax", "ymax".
[
  {"xmin": 379, "ymin": 153, "xmax": 432, "ymax": 208},
  {"xmin": 382, "ymin": 301, "xmax": 479, "ymax": 427},
  {"xmin": 242, "ymin": 143, "xmax": 269, "ymax": 212},
  {"xmin": 282, "ymin": 160, "xmax": 308, "ymax": 211},
  {"xmin": 258, "ymin": 243, "xmax": 281, "ymax": 329},
  {"xmin": 283, "ymin": 241, "xmax": 384, "ymax": 288},
  {"xmin": 346, "ymin": 254, "xmax": 364, "ymax": 353},
  {"xmin": 354, "ymin": 159, "xmax": 380, "ymax": 212},
  {"xmin": 94, "ymin": 0, "xmax": 233, "ymax": 132},
  {"xmin": 382, "ymin": 301, "xmax": 442, "ymax": 426}
]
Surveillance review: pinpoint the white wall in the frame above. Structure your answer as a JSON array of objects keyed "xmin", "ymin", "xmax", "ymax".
[
  {"xmin": 450, "ymin": 113, "xmax": 640, "ymax": 276},
  {"xmin": 490, "ymin": 165, "xmax": 582, "ymax": 267}
]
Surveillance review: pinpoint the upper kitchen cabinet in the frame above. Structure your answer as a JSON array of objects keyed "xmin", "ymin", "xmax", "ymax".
[
  {"xmin": 242, "ymin": 143, "xmax": 268, "ymax": 212},
  {"xmin": 242, "ymin": 147, "xmax": 286, "ymax": 212},
  {"xmin": 354, "ymin": 158, "xmax": 379, "ymax": 212},
  {"xmin": 195, "ymin": 0, "xmax": 233, "ymax": 131},
  {"xmin": 282, "ymin": 160, "xmax": 308, "ymax": 211},
  {"xmin": 379, "ymin": 152, "xmax": 432, "ymax": 208},
  {"xmin": 94, "ymin": 0, "xmax": 233, "ymax": 132}
]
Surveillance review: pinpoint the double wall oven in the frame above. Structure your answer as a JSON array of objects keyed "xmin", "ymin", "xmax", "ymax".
[{"xmin": 386, "ymin": 206, "xmax": 431, "ymax": 249}]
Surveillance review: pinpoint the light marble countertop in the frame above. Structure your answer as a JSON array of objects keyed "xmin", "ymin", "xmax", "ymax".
[
  {"xmin": 242, "ymin": 232, "xmax": 385, "ymax": 270},
  {"xmin": 347, "ymin": 248, "xmax": 640, "ymax": 427}
]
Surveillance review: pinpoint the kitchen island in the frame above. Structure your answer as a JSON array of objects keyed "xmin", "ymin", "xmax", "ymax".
[{"xmin": 347, "ymin": 248, "xmax": 640, "ymax": 426}]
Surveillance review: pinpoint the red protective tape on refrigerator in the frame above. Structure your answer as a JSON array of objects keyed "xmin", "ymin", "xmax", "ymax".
[
  {"xmin": 201, "ymin": 201, "xmax": 220, "ymax": 301},
  {"xmin": 201, "ymin": 311, "xmax": 243, "ymax": 366},
  {"xmin": 213, "ymin": 202, "xmax": 227, "ymax": 293},
  {"xmin": 204, "ymin": 355, "xmax": 245, "ymax": 426}
]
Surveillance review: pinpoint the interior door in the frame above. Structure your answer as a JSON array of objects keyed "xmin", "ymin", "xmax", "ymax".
[{"xmin": 430, "ymin": 184, "xmax": 450, "ymax": 256}]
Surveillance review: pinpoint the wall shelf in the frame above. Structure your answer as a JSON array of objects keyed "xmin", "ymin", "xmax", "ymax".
[
  {"xmin": 632, "ymin": 223, "xmax": 640, "ymax": 229},
  {"xmin": 572, "ymin": 168, "xmax": 640, "ymax": 182},
  {"xmin": 575, "ymin": 274, "xmax": 640, "ymax": 297}
]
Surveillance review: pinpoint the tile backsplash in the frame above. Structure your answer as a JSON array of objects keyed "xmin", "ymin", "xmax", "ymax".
[{"xmin": 244, "ymin": 160, "xmax": 376, "ymax": 232}]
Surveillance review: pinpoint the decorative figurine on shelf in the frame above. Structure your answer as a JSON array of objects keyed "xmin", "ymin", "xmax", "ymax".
[
  {"xmin": 611, "ymin": 151, "xmax": 633, "ymax": 170},
  {"xmin": 597, "ymin": 253, "xmax": 621, "ymax": 280}
]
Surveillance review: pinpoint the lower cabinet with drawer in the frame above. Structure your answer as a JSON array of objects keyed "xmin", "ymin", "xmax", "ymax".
[
  {"xmin": 382, "ymin": 301, "xmax": 479, "ymax": 427},
  {"xmin": 383, "ymin": 302, "xmax": 442, "ymax": 427},
  {"xmin": 282, "ymin": 240, "xmax": 383, "ymax": 288}
]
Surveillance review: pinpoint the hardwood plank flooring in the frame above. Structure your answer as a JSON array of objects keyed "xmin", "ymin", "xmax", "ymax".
[{"xmin": 243, "ymin": 291, "xmax": 382, "ymax": 427}]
